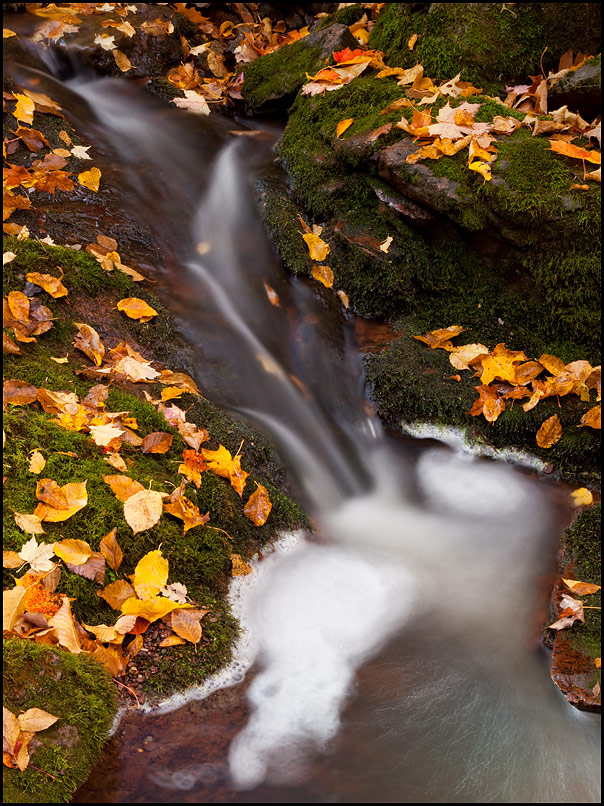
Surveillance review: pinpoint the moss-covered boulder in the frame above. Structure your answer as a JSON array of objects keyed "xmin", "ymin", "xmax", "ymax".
[
  {"xmin": 549, "ymin": 54, "xmax": 601, "ymax": 119},
  {"xmin": 240, "ymin": 22, "xmax": 358, "ymax": 113},
  {"xmin": 3, "ymin": 639, "xmax": 117, "ymax": 804},
  {"xmin": 369, "ymin": 3, "xmax": 602, "ymax": 94}
]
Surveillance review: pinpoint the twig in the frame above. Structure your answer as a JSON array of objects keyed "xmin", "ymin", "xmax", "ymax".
[
  {"xmin": 28, "ymin": 763, "xmax": 58, "ymax": 781},
  {"xmin": 112, "ymin": 677, "xmax": 142, "ymax": 708},
  {"xmin": 206, "ymin": 525, "xmax": 233, "ymax": 541},
  {"xmin": 540, "ymin": 46, "xmax": 548, "ymax": 78}
]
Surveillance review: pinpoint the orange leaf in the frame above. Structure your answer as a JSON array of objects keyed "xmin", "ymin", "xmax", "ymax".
[
  {"xmin": 336, "ymin": 118, "xmax": 354, "ymax": 138},
  {"xmin": 140, "ymin": 431, "xmax": 173, "ymax": 454},
  {"xmin": 414, "ymin": 325, "xmax": 464, "ymax": 350},
  {"xmin": 302, "ymin": 232, "xmax": 330, "ymax": 261},
  {"xmin": 117, "ymin": 297, "xmax": 158, "ymax": 322},
  {"xmin": 312, "ymin": 264, "xmax": 334, "ymax": 288},
  {"xmin": 562, "ymin": 577, "xmax": 600, "ymax": 595},
  {"xmin": 25, "ymin": 271, "xmax": 67, "ymax": 298},
  {"xmin": 99, "ymin": 527, "xmax": 123, "ymax": 572},
  {"xmin": 536, "ymin": 414, "xmax": 562, "ymax": 448},
  {"xmin": 578, "ymin": 404, "xmax": 600, "ymax": 429},
  {"xmin": 548, "ymin": 139, "xmax": 601, "ymax": 164},
  {"xmin": 243, "ymin": 483, "xmax": 272, "ymax": 526}
]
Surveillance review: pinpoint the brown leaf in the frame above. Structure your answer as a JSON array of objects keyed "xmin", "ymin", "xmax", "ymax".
[
  {"xmin": 230, "ymin": 553, "xmax": 252, "ymax": 576},
  {"xmin": 36, "ymin": 478, "xmax": 69, "ymax": 510},
  {"xmin": 170, "ymin": 608, "xmax": 202, "ymax": 644},
  {"xmin": 536, "ymin": 414, "xmax": 562, "ymax": 448},
  {"xmin": 99, "ymin": 527, "xmax": 123, "ymax": 572},
  {"xmin": 65, "ymin": 552, "xmax": 105, "ymax": 585},
  {"xmin": 141, "ymin": 431, "xmax": 174, "ymax": 454}
]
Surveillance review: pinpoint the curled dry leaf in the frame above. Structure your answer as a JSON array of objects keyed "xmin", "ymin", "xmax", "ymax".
[
  {"xmin": 570, "ymin": 488, "xmax": 594, "ymax": 507},
  {"xmin": 73, "ymin": 322, "xmax": 105, "ymax": 366},
  {"xmin": 159, "ymin": 634, "xmax": 187, "ymax": 647},
  {"xmin": 25, "ymin": 271, "xmax": 68, "ymax": 298},
  {"xmin": 548, "ymin": 593, "xmax": 585, "ymax": 630},
  {"xmin": 562, "ymin": 578, "xmax": 601, "ymax": 595},
  {"xmin": 48, "ymin": 596, "xmax": 82, "ymax": 653},
  {"xmin": 3, "ymin": 586, "xmax": 29, "ymax": 632}
]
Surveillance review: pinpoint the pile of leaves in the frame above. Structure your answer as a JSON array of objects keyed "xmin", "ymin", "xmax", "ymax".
[{"xmin": 413, "ymin": 325, "xmax": 600, "ymax": 447}]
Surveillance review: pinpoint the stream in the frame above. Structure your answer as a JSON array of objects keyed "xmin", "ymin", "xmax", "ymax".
[{"xmin": 5, "ymin": 47, "xmax": 601, "ymax": 804}]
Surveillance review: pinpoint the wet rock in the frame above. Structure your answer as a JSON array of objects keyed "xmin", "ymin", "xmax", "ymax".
[
  {"xmin": 549, "ymin": 58, "xmax": 601, "ymax": 121},
  {"xmin": 550, "ymin": 633, "xmax": 601, "ymax": 712},
  {"xmin": 240, "ymin": 23, "xmax": 359, "ymax": 113},
  {"xmin": 368, "ymin": 178, "xmax": 437, "ymax": 227}
]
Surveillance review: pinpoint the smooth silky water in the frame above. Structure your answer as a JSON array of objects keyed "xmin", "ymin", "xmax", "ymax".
[{"xmin": 5, "ymin": 49, "xmax": 600, "ymax": 803}]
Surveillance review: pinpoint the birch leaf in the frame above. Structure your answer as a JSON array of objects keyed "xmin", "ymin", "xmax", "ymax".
[
  {"xmin": 54, "ymin": 538, "xmax": 92, "ymax": 566},
  {"xmin": 17, "ymin": 708, "xmax": 59, "ymax": 733},
  {"xmin": 48, "ymin": 596, "xmax": 82, "ymax": 653},
  {"xmin": 97, "ymin": 579, "xmax": 135, "ymax": 610},
  {"xmin": 312, "ymin": 264, "xmax": 334, "ymax": 288},
  {"xmin": 3, "ymin": 586, "xmax": 28, "ymax": 631},
  {"xmin": 536, "ymin": 414, "xmax": 562, "ymax": 448},
  {"xmin": 28, "ymin": 450, "xmax": 46, "ymax": 474},
  {"xmin": 243, "ymin": 483, "xmax": 272, "ymax": 526},
  {"xmin": 117, "ymin": 297, "xmax": 158, "ymax": 322},
  {"xmin": 131, "ymin": 549, "xmax": 169, "ymax": 600},
  {"xmin": 170, "ymin": 608, "xmax": 202, "ymax": 644},
  {"xmin": 103, "ymin": 474, "xmax": 145, "ymax": 502},
  {"xmin": 99, "ymin": 527, "xmax": 123, "ymax": 572},
  {"xmin": 14, "ymin": 512, "xmax": 46, "ymax": 535}
]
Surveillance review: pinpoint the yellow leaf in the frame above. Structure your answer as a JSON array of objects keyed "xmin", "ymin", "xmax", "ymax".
[
  {"xmin": 312, "ymin": 264, "xmax": 334, "ymax": 288},
  {"xmin": 123, "ymin": 488, "xmax": 164, "ymax": 534},
  {"xmin": 230, "ymin": 553, "xmax": 252, "ymax": 576},
  {"xmin": 28, "ymin": 450, "xmax": 46, "ymax": 475},
  {"xmin": 161, "ymin": 386, "xmax": 185, "ymax": 402},
  {"xmin": 54, "ymin": 539, "xmax": 92, "ymax": 566},
  {"xmin": 121, "ymin": 595, "xmax": 191, "ymax": 622},
  {"xmin": 13, "ymin": 93, "xmax": 35, "ymax": 125},
  {"xmin": 50, "ymin": 355, "xmax": 69, "ymax": 364},
  {"xmin": 77, "ymin": 166, "xmax": 101, "ymax": 192},
  {"xmin": 117, "ymin": 297, "xmax": 158, "ymax": 322},
  {"xmin": 243, "ymin": 483, "xmax": 272, "ymax": 526},
  {"xmin": 48, "ymin": 596, "xmax": 82, "ymax": 653},
  {"xmin": 468, "ymin": 160, "xmax": 492, "ymax": 181},
  {"xmin": 337, "ymin": 289, "xmax": 350, "ymax": 309},
  {"xmin": 73, "ymin": 322, "xmax": 105, "ymax": 366},
  {"xmin": 336, "ymin": 118, "xmax": 354, "ymax": 138},
  {"xmin": 97, "ymin": 579, "xmax": 135, "ymax": 611},
  {"xmin": 414, "ymin": 325, "xmax": 464, "ymax": 350},
  {"xmin": 3, "ymin": 29, "xmax": 17, "ymax": 38},
  {"xmin": 407, "ymin": 33, "xmax": 418, "ymax": 50},
  {"xmin": 578, "ymin": 404, "xmax": 600, "ymax": 430},
  {"xmin": 163, "ymin": 484, "xmax": 210, "ymax": 532},
  {"xmin": 570, "ymin": 488, "xmax": 594, "ymax": 507},
  {"xmin": 37, "ymin": 480, "xmax": 87, "ymax": 522},
  {"xmin": 159, "ymin": 634, "xmax": 187, "ymax": 647},
  {"xmin": 131, "ymin": 549, "xmax": 169, "ymax": 600},
  {"xmin": 3, "ymin": 586, "xmax": 28, "ymax": 631},
  {"xmin": 536, "ymin": 414, "xmax": 562, "ymax": 448},
  {"xmin": 302, "ymin": 232, "xmax": 330, "ymax": 261},
  {"xmin": 25, "ymin": 271, "xmax": 68, "ymax": 298},
  {"xmin": 379, "ymin": 235, "xmax": 393, "ymax": 253},
  {"xmin": 140, "ymin": 431, "xmax": 173, "ymax": 454}
]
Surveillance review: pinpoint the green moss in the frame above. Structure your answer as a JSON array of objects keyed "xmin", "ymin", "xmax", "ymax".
[
  {"xmin": 3, "ymin": 639, "xmax": 117, "ymax": 804},
  {"xmin": 315, "ymin": 4, "xmax": 365, "ymax": 30},
  {"xmin": 369, "ymin": 3, "xmax": 601, "ymax": 93}
]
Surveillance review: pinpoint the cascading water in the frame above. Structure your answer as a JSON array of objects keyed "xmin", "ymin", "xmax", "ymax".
[{"xmin": 5, "ymin": 54, "xmax": 600, "ymax": 803}]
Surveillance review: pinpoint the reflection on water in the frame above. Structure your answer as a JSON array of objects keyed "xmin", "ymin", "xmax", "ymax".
[{"xmin": 4, "ymin": 50, "xmax": 598, "ymax": 805}]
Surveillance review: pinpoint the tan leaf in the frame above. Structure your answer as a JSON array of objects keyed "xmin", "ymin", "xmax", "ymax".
[
  {"xmin": 18, "ymin": 537, "xmax": 56, "ymax": 573},
  {"xmin": 3, "ymin": 586, "xmax": 29, "ymax": 631},
  {"xmin": 312, "ymin": 264, "xmax": 334, "ymax": 288},
  {"xmin": 158, "ymin": 370, "xmax": 202, "ymax": 396},
  {"xmin": 230, "ymin": 553, "xmax": 252, "ymax": 576},
  {"xmin": 65, "ymin": 552, "xmax": 105, "ymax": 585},
  {"xmin": 140, "ymin": 431, "xmax": 173, "ymax": 454},
  {"xmin": 103, "ymin": 474, "xmax": 145, "ymax": 502},
  {"xmin": 48, "ymin": 596, "xmax": 82, "ymax": 653},
  {"xmin": 99, "ymin": 527, "xmax": 123, "ymax": 572},
  {"xmin": 3, "ymin": 332, "xmax": 22, "ymax": 354},
  {"xmin": 103, "ymin": 452, "xmax": 127, "ymax": 472},
  {"xmin": 243, "ymin": 483, "xmax": 272, "ymax": 526},
  {"xmin": 123, "ymin": 489, "xmax": 164, "ymax": 534},
  {"xmin": 3, "ymin": 551, "xmax": 23, "ymax": 569},
  {"xmin": 54, "ymin": 538, "xmax": 92, "ymax": 566},
  {"xmin": 159, "ymin": 634, "xmax": 187, "ymax": 647},
  {"xmin": 97, "ymin": 579, "xmax": 135, "ymax": 611},
  {"xmin": 17, "ymin": 707, "xmax": 59, "ymax": 733},
  {"xmin": 37, "ymin": 480, "xmax": 87, "ymax": 522},
  {"xmin": 407, "ymin": 33, "xmax": 418, "ymax": 50},
  {"xmin": 448, "ymin": 343, "xmax": 490, "ymax": 371},
  {"xmin": 548, "ymin": 593, "xmax": 585, "ymax": 630},
  {"xmin": 117, "ymin": 297, "xmax": 158, "ymax": 322},
  {"xmin": 170, "ymin": 608, "xmax": 202, "ymax": 644},
  {"xmin": 536, "ymin": 414, "xmax": 562, "ymax": 448},
  {"xmin": 26, "ymin": 450, "xmax": 45, "ymax": 475},
  {"xmin": 113, "ymin": 48, "xmax": 132, "ymax": 72},
  {"xmin": 13, "ymin": 512, "xmax": 46, "ymax": 535},
  {"xmin": 379, "ymin": 235, "xmax": 393, "ymax": 253},
  {"xmin": 89, "ymin": 423, "xmax": 124, "ymax": 447}
]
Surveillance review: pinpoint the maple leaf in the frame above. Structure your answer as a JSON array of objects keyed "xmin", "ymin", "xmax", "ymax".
[
  {"xmin": 161, "ymin": 582, "xmax": 188, "ymax": 604},
  {"xmin": 12, "ymin": 93, "xmax": 35, "ymax": 125},
  {"xmin": 17, "ymin": 537, "xmax": 56, "ymax": 573},
  {"xmin": 468, "ymin": 385, "xmax": 506, "ymax": 423},
  {"xmin": 548, "ymin": 139, "xmax": 601, "ymax": 164},
  {"xmin": 202, "ymin": 444, "xmax": 249, "ymax": 496},
  {"xmin": 164, "ymin": 483, "xmax": 210, "ymax": 532}
]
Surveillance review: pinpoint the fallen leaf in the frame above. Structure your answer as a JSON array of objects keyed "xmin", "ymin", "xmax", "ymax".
[
  {"xmin": 70, "ymin": 145, "xmax": 91, "ymax": 160},
  {"xmin": 243, "ymin": 483, "xmax": 272, "ymax": 526},
  {"xmin": 97, "ymin": 579, "xmax": 136, "ymax": 611},
  {"xmin": 103, "ymin": 475, "xmax": 144, "ymax": 502},
  {"xmin": 379, "ymin": 235, "xmax": 393, "ymax": 253},
  {"xmin": 160, "ymin": 582, "xmax": 188, "ymax": 603},
  {"xmin": 570, "ymin": 488, "xmax": 594, "ymax": 507},
  {"xmin": 163, "ymin": 483, "xmax": 210, "ymax": 532},
  {"xmin": 414, "ymin": 325, "xmax": 464, "ymax": 350},
  {"xmin": 94, "ymin": 33, "xmax": 115, "ymax": 50},
  {"xmin": 48, "ymin": 596, "xmax": 82, "ymax": 653},
  {"xmin": 140, "ymin": 431, "xmax": 173, "ymax": 454},
  {"xmin": 230, "ymin": 553, "xmax": 252, "ymax": 576},
  {"xmin": 18, "ymin": 537, "xmax": 56, "ymax": 572},
  {"xmin": 3, "ymin": 551, "xmax": 23, "ymax": 569},
  {"xmin": 77, "ymin": 167, "xmax": 101, "ymax": 192},
  {"xmin": 13, "ymin": 94, "xmax": 35, "ymax": 125},
  {"xmin": 73, "ymin": 322, "xmax": 105, "ymax": 366},
  {"xmin": 113, "ymin": 48, "xmax": 132, "ymax": 72},
  {"xmin": 548, "ymin": 593, "xmax": 585, "ymax": 630},
  {"xmin": 131, "ymin": 548, "xmax": 169, "ymax": 600},
  {"xmin": 17, "ymin": 707, "xmax": 59, "ymax": 733},
  {"xmin": 562, "ymin": 578, "xmax": 600, "ymax": 595},
  {"xmin": 25, "ymin": 271, "xmax": 68, "ymax": 298},
  {"xmin": 548, "ymin": 139, "xmax": 601, "ymax": 163},
  {"xmin": 312, "ymin": 264, "xmax": 334, "ymax": 288},
  {"xmin": 159, "ymin": 634, "xmax": 187, "ymax": 647},
  {"xmin": 578, "ymin": 404, "xmax": 600, "ymax": 429},
  {"xmin": 336, "ymin": 118, "xmax": 354, "ymax": 138},
  {"xmin": 536, "ymin": 414, "xmax": 562, "ymax": 448},
  {"xmin": 13, "ymin": 512, "xmax": 46, "ymax": 535},
  {"xmin": 170, "ymin": 608, "xmax": 202, "ymax": 644},
  {"xmin": 302, "ymin": 232, "xmax": 330, "ymax": 261},
  {"xmin": 408, "ymin": 33, "xmax": 418, "ymax": 50},
  {"xmin": 3, "ymin": 586, "xmax": 29, "ymax": 631},
  {"xmin": 89, "ymin": 423, "xmax": 124, "ymax": 448},
  {"xmin": 99, "ymin": 527, "xmax": 123, "ymax": 572},
  {"xmin": 54, "ymin": 538, "xmax": 92, "ymax": 566},
  {"xmin": 65, "ymin": 551, "xmax": 105, "ymax": 584},
  {"xmin": 117, "ymin": 297, "xmax": 158, "ymax": 322},
  {"xmin": 123, "ymin": 488, "xmax": 164, "ymax": 534},
  {"xmin": 121, "ymin": 595, "xmax": 191, "ymax": 622}
]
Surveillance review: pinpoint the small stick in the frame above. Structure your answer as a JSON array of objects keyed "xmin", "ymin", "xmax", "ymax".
[
  {"xmin": 112, "ymin": 677, "xmax": 142, "ymax": 708},
  {"xmin": 28, "ymin": 763, "xmax": 58, "ymax": 781}
]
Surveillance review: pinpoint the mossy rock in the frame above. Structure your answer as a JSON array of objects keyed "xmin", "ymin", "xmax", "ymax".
[
  {"xmin": 363, "ymin": 324, "xmax": 601, "ymax": 483},
  {"xmin": 240, "ymin": 22, "xmax": 358, "ymax": 113},
  {"xmin": 369, "ymin": 3, "xmax": 602, "ymax": 94},
  {"xmin": 3, "ymin": 639, "xmax": 117, "ymax": 804}
]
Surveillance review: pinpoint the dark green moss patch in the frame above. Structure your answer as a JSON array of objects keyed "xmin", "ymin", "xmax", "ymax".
[{"xmin": 3, "ymin": 639, "xmax": 117, "ymax": 804}]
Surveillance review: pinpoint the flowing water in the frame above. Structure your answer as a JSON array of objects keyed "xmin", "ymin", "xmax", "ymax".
[{"xmin": 5, "ymin": 48, "xmax": 600, "ymax": 803}]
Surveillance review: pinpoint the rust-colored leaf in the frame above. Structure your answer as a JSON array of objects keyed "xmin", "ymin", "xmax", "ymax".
[
  {"xmin": 548, "ymin": 139, "xmax": 601, "ymax": 164},
  {"xmin": 99, "ymin": 527, "xmax": 123, "ymax": 572},
  {"xmin": 562, "ymin": 578, "xmax": 600, "ymax": 595},
  {"xmin": 3, "ymin": 380, "xmax": 38, "ymax": 406}
]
